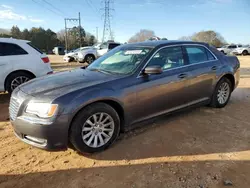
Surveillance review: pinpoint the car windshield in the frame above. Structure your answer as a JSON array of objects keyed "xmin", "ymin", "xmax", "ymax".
[
  {"xmin": 92, "ymin": 43, "xmax": 101, "ymax": 48},
  {"xmin": 73, "ymin": 48, "xmax": 80, "ymax": 52},
  {"xmin": 242, "ymin": 45, "xmax": 250, "ymax": 47},
  {"xmin": 87, "ymin": 46, "xmax": 152, "ymax": 75}
]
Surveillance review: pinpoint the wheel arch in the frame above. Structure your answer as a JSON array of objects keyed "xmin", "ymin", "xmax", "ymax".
[
  {"xmin": 218, "ymin": 73, "xmax": 235, "ymax": 91},
  {"xmin": 68, "ymin": 99, "xmax": 125, "ymax": 135},
  {"xmin": 4, "ymin": 70, "xmax": 36, "ymax": 91},
  {"xmin": 84, "ymin": 53, "xmax": 96, "ymax": 60}
]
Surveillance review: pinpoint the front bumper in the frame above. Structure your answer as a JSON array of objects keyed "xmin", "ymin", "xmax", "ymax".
[
  {"xmin": 76, "ymin": 57, "xmax": 84, "ymax": 62},
  {"xmin": 11, "ymin": 114, "xmax": 70, "ymax": 151}
]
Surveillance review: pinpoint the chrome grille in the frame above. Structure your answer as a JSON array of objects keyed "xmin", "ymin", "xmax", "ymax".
[{"xmin": 9, "ymin": 96, "xmax": 20, "ymax": 121}]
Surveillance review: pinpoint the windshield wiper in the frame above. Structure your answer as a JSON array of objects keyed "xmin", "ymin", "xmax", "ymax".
[
  {"xmin": 88, "ymin": 68, "xmax": 113, "ymax": 74},
  {"xmin": 88, "ymin": 68, "xmax": 123, "ymax": 75}
]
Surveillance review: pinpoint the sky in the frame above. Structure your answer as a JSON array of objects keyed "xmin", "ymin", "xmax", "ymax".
[{"xmin": 0, "ymin": 0, "xmax": 249, "ymax": 44}]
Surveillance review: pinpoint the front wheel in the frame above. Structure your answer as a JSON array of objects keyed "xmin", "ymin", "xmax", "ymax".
[
  {"xmin": 69, "ymin": 103, "xmax": 120, "ymax": 153},
  {"xmin": 84, "ymin": 54, "xmax": 95, "ymax": 64},
  {"xmin": 209, "ymin": 77, "xmax": 232, "ymax": 108}
]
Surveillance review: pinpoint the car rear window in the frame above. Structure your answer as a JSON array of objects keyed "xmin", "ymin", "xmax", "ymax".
[
  {"xmin": 108, "ymin": 43, "xmax": 120, "ymax": 50},
  {"xmin": 0, "ymin": 42, "xmax": 28, "ymax": 56},
  {"xmin": 27, "ymin": 42, "xmax": 43, "ymax": 54},
  {"xmin": 185, "ymin": 46, "xmax": 215, "ymax": 64}
]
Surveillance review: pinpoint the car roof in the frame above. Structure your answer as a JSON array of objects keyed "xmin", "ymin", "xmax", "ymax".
[
  {"xmin": 0, "ymin": 38, "xmax": 30, "ymax": 43},
  {"xmin": 124, "ymin": 40, "xmax": 208, "ymax": 48}
]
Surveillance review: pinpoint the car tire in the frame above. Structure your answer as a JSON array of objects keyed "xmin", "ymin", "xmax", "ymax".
[
  {"xmin": 69, "ymin": 103, "xmax": 120, "ymax": 153},
  {"xmin": 5, "ymin": 72, "xmax": 34, "ymax": 94},
  {"xmin": 221, "ymin": 50, "xmax": 225, "ymax": 54},
  {"xmin": 242, "ymin": 50, "xmax": 248, "ymax": 56},
  {"xmin": 209, "ymin": 77, "xmax": 232, "ymax": 108},
  {"xmin": 84, "ymin": 54, "xmax": 95, "ymax": 64}
]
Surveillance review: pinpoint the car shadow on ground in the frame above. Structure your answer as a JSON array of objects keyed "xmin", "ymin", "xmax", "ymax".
[{"xmin": 1, "ymin": 160, "xmax": 250, "ymax": 188}]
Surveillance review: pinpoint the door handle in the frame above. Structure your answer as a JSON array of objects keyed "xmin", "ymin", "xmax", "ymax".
[
  {"xmin": 178, "ymin": 73, "xmax": 187, "ymax": 79},
  {"xmin": 211, "ymin": 66, "xmax": 217, "ymax": 71}
]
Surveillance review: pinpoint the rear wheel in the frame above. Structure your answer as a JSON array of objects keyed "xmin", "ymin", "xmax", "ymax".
[
  {"xmin": 210, "ymin": 77, "xmax": 232, "ymax": 108},
  {"xmin": 5, "ymin": 72, "xmax": 34, "ymax": 93},
  {"xmin": 69, "ymin": 103, "xmax": 120, "ymax": 153},
  {"xmin": 242, "ymin": 50, "xmax": 248, "ymax": 56},
  {"xmin": 221, "ymin": 50, "xmax": 225, "ymax": 55}
]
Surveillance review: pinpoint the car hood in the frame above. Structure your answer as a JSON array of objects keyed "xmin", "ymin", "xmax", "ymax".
[{"xmin": 19, "ymin": 68, "xmax": 119, "ymax": 96}]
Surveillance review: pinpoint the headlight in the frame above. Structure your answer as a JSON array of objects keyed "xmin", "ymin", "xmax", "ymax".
[{"xmin": 25, "ymin": 103, "xmax": 58, "ymax": 118}]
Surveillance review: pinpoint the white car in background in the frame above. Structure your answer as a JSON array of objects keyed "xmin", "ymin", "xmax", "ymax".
[
  {"xmin": 63, "ymin": 46, "xmax": 91, "ymax": 62},
  {"xmin": 0, "ymin": 38, "xmax": 53, "ymax": 93},
  {"xmin": 217, "ymin": 44, "xmax": 242, "ymax": 55},
  {"xmin": 231, "ymin": 45, "xmax": 250, "ymax": 56},
  {"xmin": 77, "ymin": 42, "xmax": 121, "ymax": 64}
]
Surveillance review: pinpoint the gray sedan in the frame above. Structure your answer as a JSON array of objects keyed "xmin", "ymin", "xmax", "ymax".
[{"xmin": 10, "ymin": 40, "xmax": 240, "ymax": 153}]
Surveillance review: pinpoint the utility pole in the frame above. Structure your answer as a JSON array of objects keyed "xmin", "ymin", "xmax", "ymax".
[
  {"xmin": 78, "ymin": 12, "xmax": 82, "ymax": 47},
  {"xmin": 101, "ymin": 0, "xmax": 114, "ymax": 42},
  {"xmin": 64, "ymin": 18, "xmax": 68, "ymax": 52},
  {"xmin": 96, "ymin": 27, "xmax": 99, "ymax": 42},
  {"xmin": 64, "ymin": 12, "xmax": 82, "ymax": 52}
]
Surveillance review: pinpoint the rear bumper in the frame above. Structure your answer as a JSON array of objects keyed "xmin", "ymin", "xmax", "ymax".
[{"xmin": 11, "ymin": 114, "xmax": 70, "ymax": 151}]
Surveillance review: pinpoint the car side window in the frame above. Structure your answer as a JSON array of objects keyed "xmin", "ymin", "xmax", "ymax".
[
  {"xmin": 0, "ymin": 43, "xmax": 4, "ymax": 56},
  {"xmin": 228, "ymin": 45, "xmax": 237, "ymax": 49},
  {"xmin": 100, "ymin": 42, "xmax": 108, "ymax": 49},
  {"xmin": 186, "ymin": 46, "xmax": 208, "ymax": 64},
  {"xmin": 147, "ymin": 46, "xmax": 184, "ymax": 71},
  {"xmin": 0, "ymin": 42, "xmax": 28, "ymax": 56},
  {"xmin": 206, "ymin": 49, "xmax": 216, "ymax": 61}
]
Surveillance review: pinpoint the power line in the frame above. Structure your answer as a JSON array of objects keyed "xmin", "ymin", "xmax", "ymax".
[
  {"xmin": 31, "ymin": 0, "xmax": 64, "ymax": 18},
  {"xmin": 41, "ymin": 0, "xmax": 67, "ymax": 16},
  {"xmin": 84, "ymin": 0, "xmax": 100, "ymax": 16}
]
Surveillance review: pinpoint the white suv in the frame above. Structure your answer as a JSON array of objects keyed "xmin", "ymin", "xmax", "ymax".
[
  {"xmin": 77, "ymin": 42, "xmax": 121, "ymax": 64},
  {"xmin": 0, "ymin": 38, "xmax": 53, "ymax": 93},
  {"xmin": 217, "ymin": 44, "xmax": 242, "ymax": 55}
]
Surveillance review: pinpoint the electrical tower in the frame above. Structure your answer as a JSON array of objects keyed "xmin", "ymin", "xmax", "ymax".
[
  {"xmin": 102, "ymin": 0, "xmax": 114, "ymax": 42},
  {"xmin": 64, "ymin": 12, "xmax": 82, "ymax": 52}
]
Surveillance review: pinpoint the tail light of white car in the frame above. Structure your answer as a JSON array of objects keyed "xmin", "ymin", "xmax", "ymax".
[{"xmin": 41, "ymin": 57, "xmax": 50, "ymax": 63}]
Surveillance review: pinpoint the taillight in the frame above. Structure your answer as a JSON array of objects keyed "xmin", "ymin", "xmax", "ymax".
[{"xmin": 41, "ymin": 57, "xmax": 50, "ymax": 63}]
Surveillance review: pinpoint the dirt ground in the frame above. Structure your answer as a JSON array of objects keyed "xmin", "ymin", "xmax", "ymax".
[{"xmin": 0, "ymin": 56, "xmax": 250, "ymax": 188}]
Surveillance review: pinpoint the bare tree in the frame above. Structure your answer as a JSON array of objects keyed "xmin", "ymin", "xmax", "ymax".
[
  {"xmin": 128, "ymin": 29, "xmax": 156, "ymax": 43},
  {"xmin": 179, "ymin": 30, "xmax": 227, "ymax": 47},
  {"xmin": 57, "ymin": 29, "xmax": 65, "ymax": 43},
  {"xmin": 178, "ymin": 35, "xmax": 193, "ymax": 41}
]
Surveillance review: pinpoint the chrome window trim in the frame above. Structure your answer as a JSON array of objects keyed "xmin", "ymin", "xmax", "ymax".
[{"xmin": 137, "ymin": 43, "xmax": 218, "ymax": 78}]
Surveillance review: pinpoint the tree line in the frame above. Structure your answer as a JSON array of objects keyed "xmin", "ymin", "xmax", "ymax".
[
  {"xmin": 128, "ymin": 29, "xmax": 227, "ymax": 47},
  {"xmin": 0, "ymin": 26, "xmax": 97, "ymax": 53}
]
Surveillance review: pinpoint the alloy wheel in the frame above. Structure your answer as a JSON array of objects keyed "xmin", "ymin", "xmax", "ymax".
[
  {"xmin": 86, "ymin": 56, "xmax": 94, "ymax": 64},
  {"xmin": 81, "ymin": 113, "xmax": 115, "ymax": 148},
  {"xmin": 217, "ymin": 82, "xmax": 230, "ymax": 104},
  {"xmin": 11, "ymin": 76, "xmax": 30, "ymax": 91}
]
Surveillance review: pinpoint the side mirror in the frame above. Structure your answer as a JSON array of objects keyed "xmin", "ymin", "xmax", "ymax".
[{"xmin": 143, "ymin": 66, "xmax": 163, "ymax": 75}]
